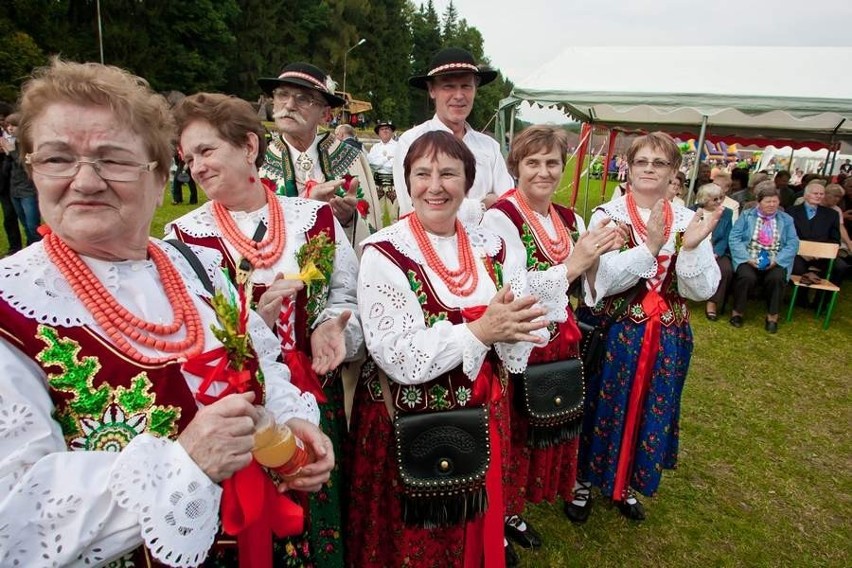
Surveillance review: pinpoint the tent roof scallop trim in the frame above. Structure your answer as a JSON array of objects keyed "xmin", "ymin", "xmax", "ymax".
[{"xmin": 506, "ymin": 46, "xmax": 852, "ymax": 146}]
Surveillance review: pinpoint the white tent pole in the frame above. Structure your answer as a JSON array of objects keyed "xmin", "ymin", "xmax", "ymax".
[
  {"xmin": 508, "ymin": 105, "xmax": 517, "ymax": 153},
  {"xmin": 687, "ymin": 115, "xmax": 709, "ymax": 206},
  {"xmin": 582, "ymin": 128, "xmax": 594, "ymax": 219},
  {"xmin": 788, "ymin": 147, "xmax": 795, "ymax": 172}
]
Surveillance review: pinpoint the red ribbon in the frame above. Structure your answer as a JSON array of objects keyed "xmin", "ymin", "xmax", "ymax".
[
  {"xmin": 612, "ymin": 289, "xmax": 669, "ymax": 499},
  {"xmin": 221, "ymin": 461, "xmax": 304, "ymax": 568},
  {"xmin": 183, "ymin": 347, "xmax": 253, "ymax": 405},
  {"xmin": 283, "ymin": 349, "xmax": 329, "ymax": 404},
  {"xmin": 458, "ymin": 304, "xmax": 505, "ymax": 567},
  {"xmin": 304, "ymin": 180, "xmax": 318, "ymax": 198}
]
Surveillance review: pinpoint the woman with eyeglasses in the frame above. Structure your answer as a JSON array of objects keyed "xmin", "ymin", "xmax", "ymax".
[
  {"xmin": 666, "ymin": 171, "xmax": 686, "ymax": 206},
  {"xmin": 567, "ymin": 132, "xmax": 721, "ymax": 522},
  {"xmin": 692, "ymin": 183, "xmax": 734, "ymax": 320},
  {"xmin": 0, "ymin": 59, "xmax": 333, "ymax": 566}
]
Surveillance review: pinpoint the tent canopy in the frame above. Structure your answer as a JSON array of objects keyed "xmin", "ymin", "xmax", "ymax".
[{"xmin": 501, "ymin": 46, "xmax": 852, "ymax": 149}]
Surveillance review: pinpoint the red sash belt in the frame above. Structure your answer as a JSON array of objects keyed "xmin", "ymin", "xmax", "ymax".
[
  {"xmin": 221, "ymin": 461, "xmax": 304, "ymax": 568},
  {"xmin": 612, "ymin": 289, "xmax": 669, "ymax": 500},
  {"xmin": 460, "ymin": 305, "xmax": 505, "ymax": 568}
]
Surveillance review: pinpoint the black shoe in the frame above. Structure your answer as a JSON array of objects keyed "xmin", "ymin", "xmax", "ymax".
[
  {"xmin": 705, "ymin": 310, "xmax": 718, "ymax": 321},
  {"xmin": 505, "ymin": 515, "xmax": 542, "ymax": 549},
  {"xmin": 729, "ymin": 315, "xmax": 743, "ymax": 328},
  {"xmin": 615, "ymin": 495, "xmax": 646, "ymax": 521},
  {"xmin": 765, "ymin": 318, "xmax": 778, "ymax": 334},
  {"xmin": 505, "ymin": 540, "xmax": 520, "ymax": 568},
  {"xmin": 563, "ymin": 482, "xmax": 593, "ymax": 524}
]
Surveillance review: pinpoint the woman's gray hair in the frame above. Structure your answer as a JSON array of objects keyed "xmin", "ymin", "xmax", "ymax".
[
  {"xmin": 695, "ymin": 183, "xmax": 722, "ymax": 206},
  {"xmin": 754, "ymin": 180, "xmax": 779, "ymax": 201}
]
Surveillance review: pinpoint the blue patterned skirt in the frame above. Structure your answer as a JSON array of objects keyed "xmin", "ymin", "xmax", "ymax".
[{"xmin": 577, "ymin": 310, "xmax": 693, "ymax": 498}]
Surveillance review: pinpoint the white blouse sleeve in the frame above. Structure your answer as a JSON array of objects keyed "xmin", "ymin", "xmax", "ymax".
[
  {"xmin": 675, "ymin": 237, "xmax": 721, "ymax": 301},
  {"xmin": 583, "ymin": 208, "xmax": 656, "ymax": 306},
  {"xmin": 358, "ymin": 246, "xmax": 489, "ymax": 384},
  {"xmin": 0, "ymin": 339, "xmax": 221, "ymax": 568},
  {"xmin": 491, "ymin": 230, "xmax": 553, "ymax": 374},
  {"xmin": 309, "ymin": 218, "xmax": 365, "ymax": 362}
]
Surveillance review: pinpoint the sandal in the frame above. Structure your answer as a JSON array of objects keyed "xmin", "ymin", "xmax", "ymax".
[{"xmin": 705, "ymin": 310, "xmax": 718, "ymax": 321}]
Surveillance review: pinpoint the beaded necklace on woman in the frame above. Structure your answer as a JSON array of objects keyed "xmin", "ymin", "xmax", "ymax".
[
  {"xmin": 514, "ymin": 190, "xmax": 573, "ymax": 263},
  {"xmin": 408, "ymin": 214, "xmax": 479, "ymax": 297},
  {"xmin": 43, "ymin": 231, "xmax": 205, "ymax": 365},
  {"xmin": 210, "ymin": 184, "xmax": 286, "ymax": 281},
  {"xmin": 625, "ymin": 192, "xmax": 673, "ymax": 244}
]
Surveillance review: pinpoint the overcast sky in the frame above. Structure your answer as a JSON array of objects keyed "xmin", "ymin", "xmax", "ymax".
[{"xmin": 430, "ymin": 0, "xmax": 852, "ymax": 122}]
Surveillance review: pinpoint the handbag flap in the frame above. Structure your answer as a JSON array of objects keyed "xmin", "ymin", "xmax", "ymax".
[
  {"xmin": 521, "ymin": 358, "xmax": 584, "ymax": 419},
  {"xmin": 393, "ymin": 406, "xmax": 490, "ymax": 488}
]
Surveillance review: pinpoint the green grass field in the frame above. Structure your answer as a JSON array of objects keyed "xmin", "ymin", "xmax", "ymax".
[{"xmin": 2, "ymin": 172, "xmax": 849, "ymax": 567}]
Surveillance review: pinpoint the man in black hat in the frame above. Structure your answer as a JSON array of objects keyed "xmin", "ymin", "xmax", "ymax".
[
  {"xmin": 367, "ymin": 120, "xmax": 399, "ymax": 223},
  {"xmin": 258, "ymin": 62, "xmax": 382, "ymax": 241},
  {"xmin": 393, "ymin": 47, "xmax": 514, "ymax": 225}
]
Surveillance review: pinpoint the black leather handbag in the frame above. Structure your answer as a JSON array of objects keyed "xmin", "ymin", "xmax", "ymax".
[
  {"xmin": 393, "ymin": 406, "xmax": 490, "ymax": 528},
  {"xmin": 514, "ymin": 358, "xmax": 584, "ymax": 448}
]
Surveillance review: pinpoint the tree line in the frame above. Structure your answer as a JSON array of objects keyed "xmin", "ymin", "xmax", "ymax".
[{"xmin": 0, "ymin": 0, "xmax": 513, "ymax": 131}]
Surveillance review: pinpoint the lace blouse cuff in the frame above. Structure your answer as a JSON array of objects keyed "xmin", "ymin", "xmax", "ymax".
[
  {"xmin": 527, "ymin": 264, "xmax": 569, "ymax": 323},
  {"xmin": 108, "ymin": 434, "xmax": 221, "ymax": 568},
  {"xmin": 676, "ymin": 238, "xmax": 715, "ymax": 277},
  {"xmin": 459, "ymin": 324, "xmax": 489, "ymax": 380}
]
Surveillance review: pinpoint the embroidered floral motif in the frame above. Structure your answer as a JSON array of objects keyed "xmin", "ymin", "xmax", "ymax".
[
  {"xmin": 36, "ymin": 325, "xmax": 180, "ymax": 445},
  {"xmin": 407, "ymin": 269, "xmax": 449, "ymax": 327},
  {"xmin": 521, "ymin": 224, "xmax": 551, "ymax": 271},
  {"xmin": 455, "ymin": 386, "xmax": 472, "ymax": 406},
  {"xmin": 428, "ymin": 384, "xmax": 450, "ymax": 410},
  {"xmin": 400, "ymin": 386, "xmax": 422, "ymax": 408}
]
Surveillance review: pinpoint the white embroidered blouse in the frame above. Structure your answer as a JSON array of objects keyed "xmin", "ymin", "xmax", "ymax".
[
  {"xmin": 358, "ymin": 221, "xmax": 567, "ymax": 386},
  {"xmin": 165, "ymin": 196, "xmax": 364, "ymax": 361},
  {"xmin": 582, "ymin": 196, "xmax": 720, "ymax": 305},
  {"xmin": 0, "ymin": 240, "xmax": 319, "ymax": 567}
]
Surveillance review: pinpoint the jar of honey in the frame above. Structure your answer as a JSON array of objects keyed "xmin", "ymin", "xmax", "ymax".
[{"xmin": 252, "ymin": 408, "xmax": 313, "ymax": 479}]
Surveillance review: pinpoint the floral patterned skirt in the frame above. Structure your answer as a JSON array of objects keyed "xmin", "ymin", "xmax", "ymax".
[
  {"xmin": 345, "ymin": 377, "xmax": 510, "ymax": 568},
  {"xmin": 576, "ymin": 313, "xmax": 693, "ymax": 499},
  {"xmin": 504, "ymin": 380, "xmax": 579, "ymax": 515}
]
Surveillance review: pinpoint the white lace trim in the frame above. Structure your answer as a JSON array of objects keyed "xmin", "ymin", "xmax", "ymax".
[
  {"xmin": 0, "ymin": 240, "xmax": 221, "ymax": 327},
  {"xmin": 108, "ymin": 435, "xmax": 221, "ymax": 568},
  {"xmin": 527, "ymin": 264, "xmax": 570, "ymax": 323},
  {"xmin": 362, "ymin": 221, "xmax": 504, "ymax": 265},
  {"xmin": 165, "ymin": 196, "xmax": 323, "ymax": 241}
]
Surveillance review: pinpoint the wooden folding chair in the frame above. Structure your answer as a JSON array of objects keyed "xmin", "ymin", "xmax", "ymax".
[{"xmin": 785, "ymin": 241, "xmax": 841, "ymax": 329}]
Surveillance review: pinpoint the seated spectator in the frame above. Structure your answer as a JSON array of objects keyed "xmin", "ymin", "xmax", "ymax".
[
  {"xmin": 841, "ymin": 177, "xmax": 852, "ymax": 237},
  {"xmin": 732, "ymin": 172, "xmax": 770, "ymax": 212},
  {"xmin": 773, "ymin": 170, "xmax": 796, "ymax": 209},
  {"xmin": 788, "ymin": 182, "xmax": 847, "ymax": 287},
  {"xmin": 667, "ymin": 171, "xmax": 686, "ymax": 206},
  {"xmin": 730, "ymin": 167, "xmax": 750, "ymax": 195},
  {"xmin": 729, "ymin": 182, "xmax": 799, "ymax": 334},
  {"xmin": 823, "ymin": 183, "xmax": 852, "ymax": 252},
  {"xmin": 713, "ymin": 171, "xmax": 739, "ymax": 223},
  {"xmin": 693, "ymin": 183, "xmax": 734, "ymax": 320}
]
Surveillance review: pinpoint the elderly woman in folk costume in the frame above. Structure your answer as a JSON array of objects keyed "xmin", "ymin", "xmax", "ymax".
[
  {"xmin": 0, "ymin": 59, "xmax": 333, "ymax": 567},
  {"xmin": 569, "ymin": 132, "xmax": 721, "ymax": 523},
  {"xmin": 481, "ymin": 125, "xmax": 625, "ymax": 564},
  {"xmin": 258, "ymin": 62, "xmax": 385, "ymax": 243},
  {"xmin": 347, "ymin": 131, "xmax": 578, "ymax": 568},
  {"xmin": 165, "ymin": 93, "xmax": 362, "ymax": 567}
]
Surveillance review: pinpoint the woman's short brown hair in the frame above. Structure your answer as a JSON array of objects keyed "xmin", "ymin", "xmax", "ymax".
[
  {"xmin": 506, "ymin": 125, "xmax": 569, "ymax": 178},
  {"xmin": 403, "ymin": 131, "xmax": 476, "ymax": 194},
  {"xmin": 173, "ymin": 93, "xmax": 267, "ymax": 168},
  {"xmin": 626, "ymin": 132, "xmax": 682, "ymax": 171},
  {"xmin": 17, "ymin": 57, "xmax": 174, "ymax": 182},
  {"xmin": 754, "ymin": 180, "xmax": 779, "ymax": 201}
]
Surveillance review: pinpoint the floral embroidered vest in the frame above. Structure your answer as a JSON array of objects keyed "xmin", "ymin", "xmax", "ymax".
[
  {"xmin": 490, "ymin": 199, "xmax": 580, "ymax": 362},
  {"xmin": 171, "ymin": 204, "xmax": 336, "ymax": 356},
  {"xmin": 362, "ymin": 239, "xmax": 507, "ymax": 413},
  {"xmin": 588, "ymin": 226, "xmax": 690, "ymax": 327}
]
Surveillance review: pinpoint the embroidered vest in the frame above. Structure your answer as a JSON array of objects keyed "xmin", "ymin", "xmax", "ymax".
[
  {"xmin": 490, "ymin": 199, "xmax": 580, "ymax": 362},
  {"xmin": 0, "ymin": 296, "xmax": 264, "ymax": 567},
  {"xmin": 171, "ymin": 204, "xmax": 337, "ymax": 356},
  {"xmin": 361, "ymin": 238, "xmax": 506, "ymax": 413},
  {"xmin": 588, "ymin": 228, "xmax": 690, "ymax": 327}
]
